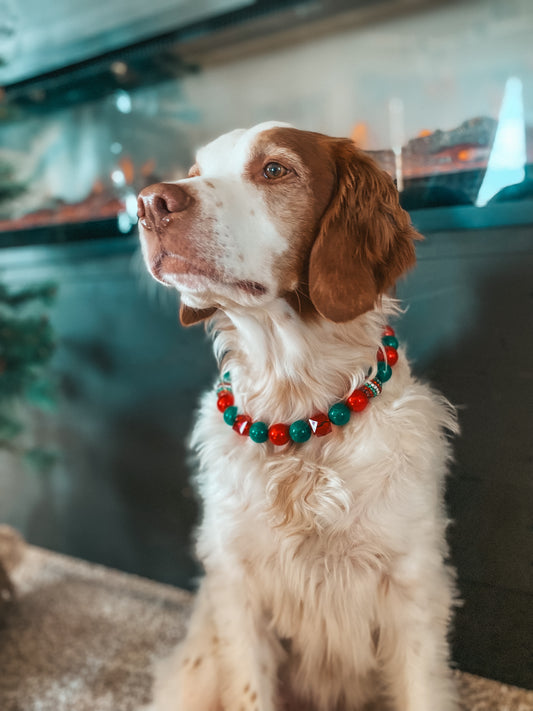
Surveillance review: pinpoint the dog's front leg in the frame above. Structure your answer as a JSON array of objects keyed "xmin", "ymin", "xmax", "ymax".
[
  {"xmin": 149, "ymin": 580, "xmax": 222, "ymax": 711},
  {"xmin": 207, "ymin": 568, "xmax": 282, "ymax": 711},
  {"xmin": 381, "ymin": 574, "xmax": 459, "ymax": 711}
]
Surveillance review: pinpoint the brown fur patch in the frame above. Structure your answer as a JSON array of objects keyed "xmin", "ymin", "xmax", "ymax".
[
  {"xmin": 245, "ymin": 127, "xmax": 420, "ymax": 322},
  {"xmin": 179, "ymin": 303, "xmax": 216, "ymax": 326},
  {"xmin": 244, "ymin": 128, "xmax": 337, "ymax": 318},
  {"xmin": 308, "ymin": 139, "xmax": 421, "ymax": 322}
]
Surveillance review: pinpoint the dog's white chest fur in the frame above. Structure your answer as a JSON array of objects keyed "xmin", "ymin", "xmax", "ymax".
[{"xmin": 186, "ymin": 357, "xmax": 457, "ymax": 709}]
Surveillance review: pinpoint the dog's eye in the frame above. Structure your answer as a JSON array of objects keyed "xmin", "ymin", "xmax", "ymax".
[{"xmin": 263, "ymin": 162, "xmax": 289, "ymax": 180}]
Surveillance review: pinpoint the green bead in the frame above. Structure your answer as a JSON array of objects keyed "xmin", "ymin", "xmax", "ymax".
[
  {"xmin": 249, "ymin": 421, "xmax": 268, "ymax": 443},
  {"xmin": 289, "ymin": 420, "xmax": 312, "ymax": 443},
  {"xmin": 223, "ymin": 406, "xmax": 237, "ymax": 426},
  {"xmin": 377, "ymin": 362, "xmax": 392, "ymax": 382},
  {"xmin": 382, "ymin": 335, "xmax": 399, "ymax": 349},
  {"xmin": 223, "ymin": 371, "xmax": 231, "ymax": 381},
  {"xmin": 328, "ymin": 402, "xmax": 351, "ymax": 426}
]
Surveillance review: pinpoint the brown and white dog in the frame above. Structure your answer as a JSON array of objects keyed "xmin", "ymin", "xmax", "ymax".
[{"xmin": 137, "ymin": 122, "xmax": 458, "ymax": 711}]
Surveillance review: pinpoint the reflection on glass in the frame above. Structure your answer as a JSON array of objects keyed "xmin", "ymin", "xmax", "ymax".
[
  {"xmin": 476, "ymin": 77, "xmax": 526, "ymax": 207},
  {"xmin": 0, "ymin": 0, "xmax": 531, "ymax": 243}
]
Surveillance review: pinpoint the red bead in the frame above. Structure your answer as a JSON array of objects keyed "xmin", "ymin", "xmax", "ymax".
[
  {"xmin": 385, "ymin": 346, "xmax": 398, "ymax": 366},
  {"xmin": 308, "ymin": 412, "xmax": 332, "ymax": 437},
  {"xmin": 346, "ymin": 389, "xmax": 369, "ymax": 412},
  {"xmin": 268, "ymin": 423, "xmax": 290, "ymax": 445},
  {"xmin": 233, "ymin": 414, "xmax": 252, "ymax": 436},
  {"xmin": 383, "ymin": 325, "xmax": 395, "ymax": 337},
  {"xmin": 377, "ymin": 346, "xmax": 398, "ymax": 366},
  {"xmin": 217, "ymin": 390, "xmax": 234, "ymax": 412}
]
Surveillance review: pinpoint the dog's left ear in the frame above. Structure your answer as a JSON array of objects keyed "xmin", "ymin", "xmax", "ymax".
[
  {"xmin": 179, "ymin": 303, "xmax": 216, "ymax": 327},
  {"xmin": 308, "ymin": 139, "xmax": 421, "ymax": 323}
]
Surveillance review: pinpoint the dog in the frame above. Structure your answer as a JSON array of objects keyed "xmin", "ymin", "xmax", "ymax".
[{"xmin": 137, "ymin": 122, "xmax": 459, "ymax": 711}]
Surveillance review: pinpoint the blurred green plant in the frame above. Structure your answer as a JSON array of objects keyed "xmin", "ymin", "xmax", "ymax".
[{"xmin": 0, "ymin": 281, "xmax": 58, "ymax": 471}]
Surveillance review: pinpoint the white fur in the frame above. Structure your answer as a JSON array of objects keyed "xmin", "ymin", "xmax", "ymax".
[{"xmin": 140, "ymin": 125, "xmax": 460, "ymax": 711}]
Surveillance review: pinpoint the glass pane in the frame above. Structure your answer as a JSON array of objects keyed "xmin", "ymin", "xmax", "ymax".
[{"xmin": 1, "ymin": 0, "xmax": 531, "ymax": 245}]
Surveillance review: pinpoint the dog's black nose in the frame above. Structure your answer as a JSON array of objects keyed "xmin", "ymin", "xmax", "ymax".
[{"xmin": 138, "ymin": 182, "xmax": 192, "ymax": 229}]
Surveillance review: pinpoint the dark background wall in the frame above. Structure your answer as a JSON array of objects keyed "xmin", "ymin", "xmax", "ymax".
[{"xmin": 1, "ymin": 222, "xmax": 532, "ymax": 687}]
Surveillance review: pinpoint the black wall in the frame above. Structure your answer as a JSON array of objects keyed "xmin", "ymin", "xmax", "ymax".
[{"xmin": 1, "ymin": 223, "xmax": 532, "ymax": 686}]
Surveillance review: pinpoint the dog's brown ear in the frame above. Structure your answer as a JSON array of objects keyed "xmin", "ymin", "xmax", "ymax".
[
  {"xmin": 308, "ymin": 139, "xmax": 421, "ymax": 323},
  {"xmin": 179, "ymin": 303, "xmax": 216, "ymax": 327}
]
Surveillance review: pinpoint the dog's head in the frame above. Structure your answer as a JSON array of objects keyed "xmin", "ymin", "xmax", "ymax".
[{"xmin": 137, "ymin": 122, "xmax": 420, "ymax": 326}]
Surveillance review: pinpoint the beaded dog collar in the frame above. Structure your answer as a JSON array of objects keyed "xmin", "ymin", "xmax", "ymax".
[{"xmin": 216, "ymin": 327, "xmax": 399, "ymax": 446}]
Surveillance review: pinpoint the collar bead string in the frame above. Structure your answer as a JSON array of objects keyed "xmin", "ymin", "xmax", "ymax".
[{"xmin": 216, "ymin": 326, "xmax": 399, "ymax": 446}]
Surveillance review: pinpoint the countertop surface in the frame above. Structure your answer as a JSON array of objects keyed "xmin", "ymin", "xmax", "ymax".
[{"xmin": 0, "ymin": 538, "xmax": 531, "ymax": 711}]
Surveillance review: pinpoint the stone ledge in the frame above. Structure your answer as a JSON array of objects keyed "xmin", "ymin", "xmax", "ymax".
[{"xmin": 0, "ymin": 543, "xmax": 531, "ymax": 711}]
